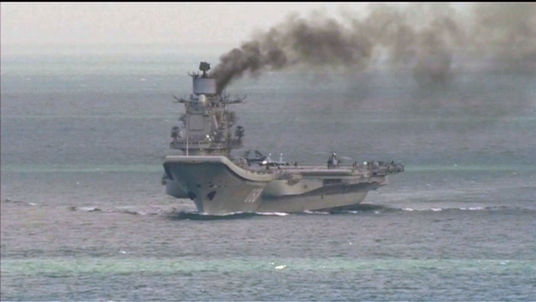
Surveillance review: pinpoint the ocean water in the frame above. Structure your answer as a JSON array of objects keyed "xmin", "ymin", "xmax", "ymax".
[{"xmin": 1, "ymin": 49, "xmax": 536, "ymax": 301}]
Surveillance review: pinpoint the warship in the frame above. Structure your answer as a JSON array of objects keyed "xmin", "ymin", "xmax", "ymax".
[{"xmin": 162, "ymin": 62, "xmax": 404, "ymax": 214}]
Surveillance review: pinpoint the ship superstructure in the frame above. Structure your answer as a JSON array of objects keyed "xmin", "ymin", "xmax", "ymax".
[
  {"xmin": 162, "ymin": 62, "xmax": 403, "ymax": 214},
  {"xmin": 169, "ymin": 62, "xmax": 244, "ymax": 156}
]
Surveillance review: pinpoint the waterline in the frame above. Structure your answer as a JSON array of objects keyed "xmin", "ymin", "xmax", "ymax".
[{"xmin": 2, "ymin": 164, "xmax": 535, "ymax": 173}]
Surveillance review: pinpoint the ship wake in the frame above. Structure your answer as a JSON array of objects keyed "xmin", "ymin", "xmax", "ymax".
[{"xmin": 56, "ymin": 202, "xmax": 536, "ymax": 220}]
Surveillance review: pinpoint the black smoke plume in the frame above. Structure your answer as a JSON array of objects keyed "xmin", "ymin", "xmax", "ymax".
[{"xmin": 210, "ymin": 3, "xmax": 536, "ymax": 93}]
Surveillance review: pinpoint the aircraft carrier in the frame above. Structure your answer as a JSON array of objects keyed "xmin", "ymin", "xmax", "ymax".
[{"xmin": 162, "ymin": 62, "xmax": 404, "ymax": 214}]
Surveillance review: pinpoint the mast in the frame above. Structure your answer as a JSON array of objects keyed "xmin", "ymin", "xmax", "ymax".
[{"xmin": 186, "ymin": 110, "xmax": 189, "ymax": 157}]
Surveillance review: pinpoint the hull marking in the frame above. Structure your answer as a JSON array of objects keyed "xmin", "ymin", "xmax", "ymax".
[{"xmin": 245, "ymin": 188, "xmax": 263, "ymax": 203}]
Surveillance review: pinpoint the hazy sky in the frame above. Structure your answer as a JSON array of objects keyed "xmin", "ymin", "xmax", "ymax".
[{"xmin": 1, "ymin": 2, "xmax": 373, "ymax": 48}]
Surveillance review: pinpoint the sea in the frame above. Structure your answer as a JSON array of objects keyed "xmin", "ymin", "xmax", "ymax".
[{"xmin": 1, "ymin": 45, "xmax": 535, "ymax": 301}]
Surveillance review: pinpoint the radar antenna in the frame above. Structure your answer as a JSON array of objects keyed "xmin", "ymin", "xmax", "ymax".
[{"xmin": 199, "ymin": 62, "xmax": 210, "ymax": 77}]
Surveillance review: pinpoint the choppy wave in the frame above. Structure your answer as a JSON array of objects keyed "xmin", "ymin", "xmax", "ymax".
[
  {"xmin": 405, "ymin": 164, "xmax": 536, "ymax": 173},
  {"xmin": 3, "ymin": 257, "xmax": 534, "ymax": 275},
  {"xmin": 2, "ymin": 199, "xmax": 39, "ymax": 207},
  {"xmin": 1, "ymin": 164, "xmax": 162, "ymax": 173},
  {"xmin": 398, "ymin": 205, "xmax": 536, "ymax": 213}
]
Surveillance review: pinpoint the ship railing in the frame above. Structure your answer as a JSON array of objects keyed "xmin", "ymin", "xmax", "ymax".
[{"xmin": 171, "ymin": 138, "xmax": 242, "ymax": 146}]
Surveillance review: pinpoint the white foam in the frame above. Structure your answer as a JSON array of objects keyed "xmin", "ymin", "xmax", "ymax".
[
  {"xmin": 120, "ymin": 209, "xmax": 147, "ymax": 215},
  {"xmin": 304, "ymin": 210, "xmax": 329, "ymax": 215},
  {"xmin": 402, "ymin": 206, "xmax": 488, "ymax": 212},
  {"xmin": 460, "ymin": 206, "xmax": 485, "ymax": 211},
  {"xmin": 256, "ymin": 212, "xmax": 289, "ymax": 216},
  {"xmin": 78, "ymin": 207, "xmax": 101, "ymax": 212}
]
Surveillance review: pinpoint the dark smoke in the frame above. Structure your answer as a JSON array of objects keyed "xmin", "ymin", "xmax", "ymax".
[{"xmin": 210, "ymin": 3, "xmax": 536, "ymax": 93}]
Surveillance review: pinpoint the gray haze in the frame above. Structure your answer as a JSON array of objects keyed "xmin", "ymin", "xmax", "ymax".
[
  {"xmin": 211, "ymin": 3, "xmax": 536, "ymax": 93},
  {"xmin": 0, "ymin": 3, "xmax": 368, "ymax": 51}
]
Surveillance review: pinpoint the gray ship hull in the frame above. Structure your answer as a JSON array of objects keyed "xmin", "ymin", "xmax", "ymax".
[{"xmin": 163, "ymin": 155, "xmax": 385, "ymax": 214}]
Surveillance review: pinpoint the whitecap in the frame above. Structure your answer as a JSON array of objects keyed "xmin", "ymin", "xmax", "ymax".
[
  {"xmin": 78, "ymin": 207, "xmax": 101, "ymax": 212},
  {"xmin": 121, "ymin": 209, "xmax": 147, "ymax": 215},
  {"xmin": 460, "ymin": 207, "xmax": 485, "ymax": 211},
  {"xmin": 274, "ymin": 265, "xmax": 287, "ymax": 270},
  {"xmin": 468, "ymin": 207, "xmax": 484, "ymax": 211}
]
